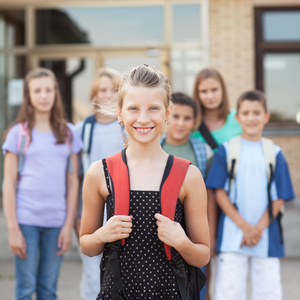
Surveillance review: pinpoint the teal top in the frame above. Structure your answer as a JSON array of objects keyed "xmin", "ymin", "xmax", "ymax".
[
  {"xmin": 191, "ymin": 110, "xmax": 241, "ymax": 151},
  {"xmin": 162, "ymin": 141, "xmax": 198, "ymax": 167}
]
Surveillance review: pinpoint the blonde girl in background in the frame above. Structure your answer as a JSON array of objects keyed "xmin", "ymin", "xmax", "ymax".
[{"xmin": 75, "ymin": 68, "xmax": 124, "ymax": 300}]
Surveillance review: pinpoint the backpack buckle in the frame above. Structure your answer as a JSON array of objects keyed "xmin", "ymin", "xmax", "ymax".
[
  {"xmin": 109, "ymin": 240, "xmax": 122, "ymax": 252},
  {"xmin": 170, "ymin": 248, "xmax": 184, "ymax": 269}
]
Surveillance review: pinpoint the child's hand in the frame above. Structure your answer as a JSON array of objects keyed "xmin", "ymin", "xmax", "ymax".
[
  {"xmin": 74, "ymin": 217, "xmax": 81, "ymax": 241},
  {"xmin": 240, "ymin": 223, "xmax": 262, "ymax": 247},
  {"xmin": 155, "ymin": 213, "xmax": 187, "ymax": 249},
  {"xmin": 95, "ymin": 215, "xmax": 133, "ymax": 244},
  {"xmin": 57, "ymin": 224, "xmax": 73, "ymax": 256},
  {"xmin": 8, "ymin": 227, "xmax": 27, "ymax": 259}
]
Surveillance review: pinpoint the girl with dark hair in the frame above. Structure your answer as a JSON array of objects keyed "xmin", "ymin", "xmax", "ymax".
[{"xmin": 2, "ymin": 68, "xmax": 82, "ymax": 300}]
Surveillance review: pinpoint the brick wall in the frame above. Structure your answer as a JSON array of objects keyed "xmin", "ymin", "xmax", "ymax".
[
  {"xmin": 270, "ymin": 136, "xmax": 300, "ymax": 197},
  {"xmin": 209, "ymin": 1, "xmax": 300, "ymax": 197},
  {"xmin": 209, "ymin": 0, "xmax": 255, "ymax": 107}
]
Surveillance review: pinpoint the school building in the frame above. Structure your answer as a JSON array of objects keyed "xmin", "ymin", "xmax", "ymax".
[{"xmin": 1, "ymin": 0, "xmax": 300, "ymax": 199}]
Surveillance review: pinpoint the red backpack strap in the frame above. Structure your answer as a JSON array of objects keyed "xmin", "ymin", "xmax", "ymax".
[
  {"xmin": 160, "ymin": 155, "xmax": 190, "ymax": 261},
  {"xmin": 105, "ymin": 149, "xmax": 130, "ymax": 246}
]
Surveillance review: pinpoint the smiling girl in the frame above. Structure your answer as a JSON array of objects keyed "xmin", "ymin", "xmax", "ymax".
[
  {"xmin": 80, "ymin": 65, "xmax": 210, "ymax": 299},
  {"xmin": 2, "ymin": 68, "xmax": 82, "ymax": 300}
]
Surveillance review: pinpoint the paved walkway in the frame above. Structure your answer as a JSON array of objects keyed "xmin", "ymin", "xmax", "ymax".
[{"xmin": 1, "ymin": 198, "xmax": 299, "ymax": 299}]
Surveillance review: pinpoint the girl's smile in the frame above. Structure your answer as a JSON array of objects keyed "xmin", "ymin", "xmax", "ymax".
[{"xmin": 135, "ymin": 127, "xmax": 154, "ymax": 134}]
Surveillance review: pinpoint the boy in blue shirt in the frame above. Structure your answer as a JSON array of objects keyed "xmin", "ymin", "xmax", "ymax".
[{"xmin": 206, "ymin": 90, "xmax": 294, "ymax": 300}]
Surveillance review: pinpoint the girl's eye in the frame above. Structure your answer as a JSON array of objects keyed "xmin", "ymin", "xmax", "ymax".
[
  {"xmin": 150, "ymin": 107, "xmax": 158, "ymax": 110},
  {"xmin": 129, "ymin": 107, "xmax": 137, "ymax": 110}
]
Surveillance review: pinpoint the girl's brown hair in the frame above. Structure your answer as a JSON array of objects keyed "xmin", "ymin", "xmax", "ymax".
[
  {"xmin": 4, "ymin": 68, "xmax": 70, "ymax": 144},
  {"xmin": 192, "ymin": 68, "xmax": 229, "ymax": 128},
  {"xmin": 117, "ymin": 64, "xmax": 171, "ymax": 111}
]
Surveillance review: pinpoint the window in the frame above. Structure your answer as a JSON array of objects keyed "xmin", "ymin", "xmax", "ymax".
[
  {"xmin": 263, "ymin": 11, "xmax": 300, "ymax": 42},
  {"xmin": 34, "ymin": 2, "xmax": 207, "ymax": 95},
  {"xmin": 171, "ymin": 48, "xmax": 203, "ymax": 93},
  {"xmin": 171, "ymin": 3, "xmax": 204, "ymax": 94},
  {"xmin": 0, "ymin": 10, "xmax": 25, "ymax": 48},
  {"xmin": 255, "ymin": 8, "xmax": 300, "ymax": 124},
  {"xmin": 36, "ymin": 6, "xmax": 164, "ymax": 45},
  {"xmin": 0, "ymin": 54, "xmax": 26, "ymax": 129},
  {"xmin": 172, "ymin": 4, "xmax": 201, "ymax": 43},
  {"xmin": 264, "ymin": 53, "xmax": 300, "ymax": 122}
]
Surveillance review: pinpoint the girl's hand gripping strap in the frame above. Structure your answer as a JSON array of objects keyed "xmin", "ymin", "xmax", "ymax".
[
  {"xmin": 160, "ymin": 156, "xmax": 190, "ymax": 261},
  {"xmin": 105, "ymin": 151, "xmax": 190, "ymax": 256},
  {"xmin": 105, "ymin": 149, "xmax": 130, "ymax": 246}
]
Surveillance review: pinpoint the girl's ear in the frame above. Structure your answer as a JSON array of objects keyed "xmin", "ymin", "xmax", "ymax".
[
  {"xmin": 164, "ymin": 104, "xmax": 171, "ymax": 124},
  {"xmin": 117, "ymin": 107, "xmax": 122, "ymax": 123},
  {"xmin": 166, "ymin": 103, "xmax": 172, "ymax": 117}
]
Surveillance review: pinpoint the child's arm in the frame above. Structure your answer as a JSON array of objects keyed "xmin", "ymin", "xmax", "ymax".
[
  {"xmin": 80, "ymin": 161, "xmax": 133, "ymax": 257},
  {"xmin": 3, "ymin": 152, "xmax": 27, "ymax": 259},
  {"xmin": 216, "ymin": 188, "xmax": 262, "ymax": 247},
  {"xmin": 57, "ymin": 153, "xmax": 79, "ymax": 256},
  {"xmin": 74, "ymin": 172, "xmax": 83, "ymax": 241},
  {"xmin": 256, "ymin": 199, "xmax": 284, "ymax": 232},
  {"xmin": 74, "ymin": 151, "xmax": 83, "ymax": 241},
  {"xmin": 254, "ymin": 149, "xmax": 294, "ymax": 242},
  {"xmin": 155, "ymin": 165, "xmax": 210, "ymax": 268},
  {"xmin": 207, "ymin": 188, "xmax": 217, "ymax": 256}
]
